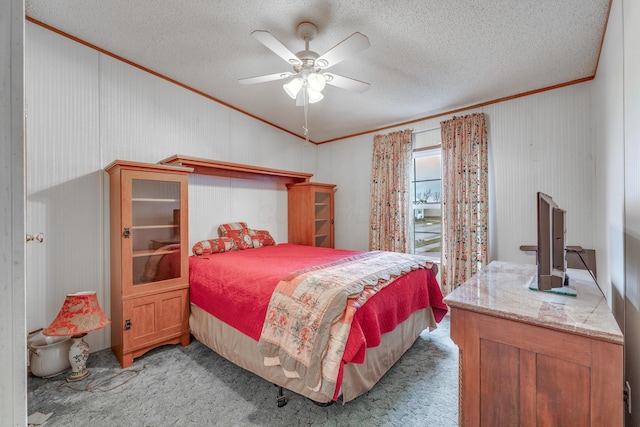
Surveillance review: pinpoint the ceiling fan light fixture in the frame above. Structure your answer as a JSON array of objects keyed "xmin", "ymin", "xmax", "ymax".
[
  {"xmin": 283, "ymin": 77, "xmax": 303, "ymax": 99},
  {"xmin": 307, "ymin": 72, "xmax": 326, "ymax": 92},
  {"xmin": 307, "ymin": 88, "xmax": 324, "ymax": 104}
]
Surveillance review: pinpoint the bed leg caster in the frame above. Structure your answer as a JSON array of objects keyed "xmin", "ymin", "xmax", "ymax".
[{"xmin": 275, "ymin": 385, "xmax": 288, "ymax": 407}]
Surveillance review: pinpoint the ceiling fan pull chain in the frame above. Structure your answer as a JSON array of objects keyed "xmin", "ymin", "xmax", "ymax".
[{"xmin": 303, "ymin": 91, "xmax": 310, "ymax": 145}]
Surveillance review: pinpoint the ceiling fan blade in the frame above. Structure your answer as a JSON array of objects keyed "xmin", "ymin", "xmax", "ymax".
[
  {"xmin": 238, "ymin": 72, "xmax": 292, "ymax": 85},
  {"xmin": 324, "ymin": 73, "xmax": 370, "ymax": 93},
  {"xmin": 316, "ymin": 32, "xmax": 370, "ymax": 69},
  {"xmin": 251, "ymin": 30, "xmax": 301, "ymax": 65}
]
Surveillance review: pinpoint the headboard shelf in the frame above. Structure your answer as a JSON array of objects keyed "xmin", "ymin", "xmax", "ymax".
[{"xmin": 159, "ymin": 155, "xmax": 313, "ymax": 184}]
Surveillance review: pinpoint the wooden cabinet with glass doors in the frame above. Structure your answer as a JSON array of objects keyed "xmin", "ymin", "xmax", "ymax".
[
  {"xmin": 106, "ymin": 160, "xmax": 193, "ymax": 368},
  {"xmin": 287, "ymin": 182, "xmax": 335, "ymax": 248}
]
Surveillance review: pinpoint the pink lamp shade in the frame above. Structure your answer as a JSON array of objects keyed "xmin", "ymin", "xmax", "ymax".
[
  {"xmin": 43, "ymin": 291, "xmax": 111, "ymax": 336},
  {"xmin": 43, "ymin": 291, "xmax": 111, "ymax": 382}
]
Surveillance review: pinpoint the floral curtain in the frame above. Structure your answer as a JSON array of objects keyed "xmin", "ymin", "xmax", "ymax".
[
  {"xmin": 440, "ymin": 113, "xmax": 489, "ymax": 295},
  {"xmin": 369, "ymin": 129, "xmax": 413, "ymax": 253}
]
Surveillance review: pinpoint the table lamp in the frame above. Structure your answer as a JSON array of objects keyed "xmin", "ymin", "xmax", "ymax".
[{"xmin": 43, "ymin": 291, "xmax": 111, "ymax": 382}]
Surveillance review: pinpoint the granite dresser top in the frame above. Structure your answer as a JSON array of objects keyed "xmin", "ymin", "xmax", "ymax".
[{"xmin": 443, "ymin": 260, "xmax": 623, "ymax": 344}]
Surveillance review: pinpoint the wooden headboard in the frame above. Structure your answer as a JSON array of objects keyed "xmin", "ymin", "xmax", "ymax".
[{"xmin": 158, "ymin": 155, "xmax": 313, "ymax": 184}]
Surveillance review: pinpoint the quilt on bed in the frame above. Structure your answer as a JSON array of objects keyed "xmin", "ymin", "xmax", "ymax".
[
  {"xmin": 189, "ymin": 244, "xmax": 447, "ymax": 401},
  {"xmin": 258, "ymin": 251, "xmax": 434, "ymax": 398}
]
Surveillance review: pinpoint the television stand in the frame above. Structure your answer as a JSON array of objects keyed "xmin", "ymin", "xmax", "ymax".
[{"xmin": 444, "ymin": 261, "xmax": 623, "ymax": 426}]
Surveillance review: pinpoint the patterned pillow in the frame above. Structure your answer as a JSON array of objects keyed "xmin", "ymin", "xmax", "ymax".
[
  {"xmin": 226, "ymin": 229, "xmax": 254, "ymax": 250},
  {"xmin": 250, "ymin": 229, "xmax": 277, "ymax": 248},
  {"xmin": 192, "ymin": 237, "xmax": 237, "ymax": 256},
  {"xmin": 218, "ymin": 222, "xmax": 249, "ymax": 237}
]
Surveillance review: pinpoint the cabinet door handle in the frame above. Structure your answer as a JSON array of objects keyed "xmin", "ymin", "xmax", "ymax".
[
  {"xmin": 123, "ymin": 227, "xmax": 130, "ymax": 238},
  {"xmin": 124, "ymin": 319, "xmax": 132, "ymax": 330}
]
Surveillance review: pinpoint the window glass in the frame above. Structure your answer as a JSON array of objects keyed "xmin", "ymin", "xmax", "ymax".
[{"xmin": 412, "ymin": 146, "xmax": 441, "ymax": 259}]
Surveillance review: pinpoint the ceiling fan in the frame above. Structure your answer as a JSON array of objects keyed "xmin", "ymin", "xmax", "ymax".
[{"xmin": 239, "ymin": 22, "xmax": 370, "ymax": 106}]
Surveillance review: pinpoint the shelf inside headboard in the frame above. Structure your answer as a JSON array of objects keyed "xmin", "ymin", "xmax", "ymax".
[{"xmin": 159, "ymin": 155, "xmax": 313, "ymax": 184}]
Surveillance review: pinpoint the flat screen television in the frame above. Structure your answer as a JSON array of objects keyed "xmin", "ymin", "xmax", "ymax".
[{"xmin": 535, "ymin": 192, "xmax": 568, "ymax": 291}]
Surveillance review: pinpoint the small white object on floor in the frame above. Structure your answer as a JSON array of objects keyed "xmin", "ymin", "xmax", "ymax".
[{"xmin": 28, "ymin": 411, "xmax": 52, "ymax": 426}]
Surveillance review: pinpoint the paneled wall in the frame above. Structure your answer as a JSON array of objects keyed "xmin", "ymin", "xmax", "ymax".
[
  {"xmin": 623, "ymin": 0, "xmax": 640, "ymax": 424},
  {"xmin": 26, "ymin": 21, "xmax": 105, "ymax": 350},
  {"xmin": 484, "ymin": 85, "xmax": 595, "ymax": 263},
  {"xmin": 316, "ymin": 135, "xmax": 377, "ymax": 251},
  {"xmin": 317, "ymin": 83, "xmax": 596, "ymax": 272},
  {"xmin": 1, "ymin": 0, "xmax": 26, "ymax": 425},
  {"xmin": 25, "ymin": 22, "xmax": 317, "ymax": 351},
  {"xmin": 592, "ymin": 0, "xmax": 625, "ymax": 319}
]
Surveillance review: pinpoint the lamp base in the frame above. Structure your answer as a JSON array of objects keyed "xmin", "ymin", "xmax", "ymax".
[
  {"xmin": 66, "ymin": 368, "xmax": 91, "ymax": 382},
  {"xmin": 66, "ymin": 334, "xmax": 91, "ymax": 382}
]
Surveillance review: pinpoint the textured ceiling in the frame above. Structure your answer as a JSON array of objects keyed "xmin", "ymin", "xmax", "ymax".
[{"xmin": 25, "ymin": 0, "xmax": 610, "ymax": 143}]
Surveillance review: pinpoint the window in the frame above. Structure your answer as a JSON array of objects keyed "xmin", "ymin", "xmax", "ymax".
[{"xmin": 411, "ymin": 132, "xmax": 441, "ymax": 258}]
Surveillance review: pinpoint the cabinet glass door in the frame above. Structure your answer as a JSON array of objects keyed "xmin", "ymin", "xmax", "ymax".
[{"xmin": 130, "ymin": 178, "xmax": 181, "ymax": 285}]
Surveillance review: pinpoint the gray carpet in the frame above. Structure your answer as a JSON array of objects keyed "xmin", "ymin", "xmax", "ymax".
[{"xmin": 28, "ymin": 316, "xmax": 458, "ymax": 427}]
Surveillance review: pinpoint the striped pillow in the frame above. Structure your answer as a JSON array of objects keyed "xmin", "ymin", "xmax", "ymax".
[
  {"xmin": 217, "ymin": 222, "xmax": 249, "ymax": 237},
  {"xmin": 192, "ymin": 237, "xmax": 237, "ymax": 256},
  {"xmin": 250, "ymin": 230, "xmax": 277, "ymax": 248},
  {"xmin": 226, "ymin": 229, "xmax": 254, "ymax": 250}
]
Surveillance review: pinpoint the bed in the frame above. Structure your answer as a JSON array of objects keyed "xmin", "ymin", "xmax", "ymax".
[{"xmin": 186, "ymin": 225, "xmax": 447, "ymax": 404}]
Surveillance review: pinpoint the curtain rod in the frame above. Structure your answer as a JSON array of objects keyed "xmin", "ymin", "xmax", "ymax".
[{"xmin": 412, "ymin": 126, "xmax": 440, "ymax": 135}]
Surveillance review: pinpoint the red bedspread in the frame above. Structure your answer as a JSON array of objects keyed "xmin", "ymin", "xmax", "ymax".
[{"xmin": 189, "ymin": 244, "xmax": 448, "ymax": 368}]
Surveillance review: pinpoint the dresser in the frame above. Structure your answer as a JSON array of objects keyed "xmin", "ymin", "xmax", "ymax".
[{"xmin": 444, "ymin": 261, "xmax": 623, "ymax": 427}]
